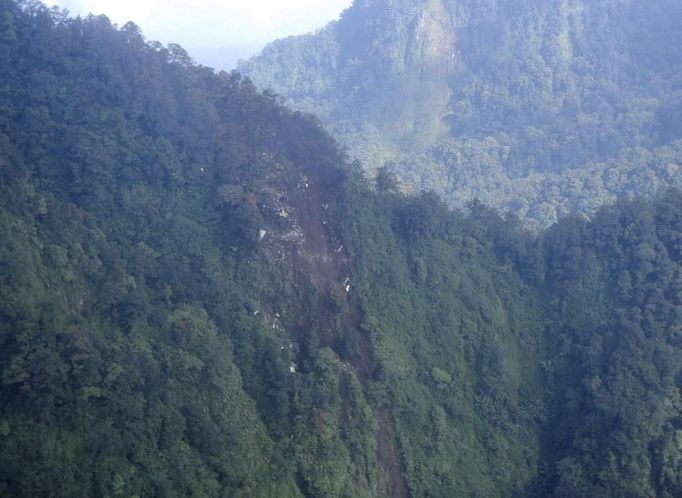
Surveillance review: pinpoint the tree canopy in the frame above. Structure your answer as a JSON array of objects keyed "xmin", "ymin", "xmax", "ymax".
[{"xmin": 0, "ymin": 1, "xmax": 681, "ymax": 496}]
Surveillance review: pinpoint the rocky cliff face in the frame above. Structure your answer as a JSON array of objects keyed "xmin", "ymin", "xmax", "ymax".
[{"xmin": 406, "ymin": 0, "xmax": 457, "ymax": 76}]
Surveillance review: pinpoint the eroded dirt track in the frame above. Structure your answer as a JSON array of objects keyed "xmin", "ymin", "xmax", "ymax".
[{"xmin": 377, "ymin": 408, "xmax": 410, "ymax": 498}]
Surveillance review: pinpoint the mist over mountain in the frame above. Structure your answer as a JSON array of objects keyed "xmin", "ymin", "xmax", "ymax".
[
  {"xmin": 185, "ymin": 43, "xmax": 264, "ymax": 71},
  {"xmin": 241, "ymin": 0, "xmax": 682, "ymax": 229},
  {"xmin": 0, "ymin": 1, "xmax": 681, "ymax": 497}
]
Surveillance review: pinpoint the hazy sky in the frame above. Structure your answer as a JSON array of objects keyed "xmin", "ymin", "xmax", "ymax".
[{"xmin": 51, "ymin": 0, "xmax": 352, "ymax": 68}]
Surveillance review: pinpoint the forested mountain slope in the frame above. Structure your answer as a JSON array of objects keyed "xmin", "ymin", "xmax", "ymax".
[
  {"xmin": 241, "ymin": 0, "xmax": 682, "ymax": 229},
  {"xmin": 0, "ymin": 1, "xmax": 681, "ymax": 497}
]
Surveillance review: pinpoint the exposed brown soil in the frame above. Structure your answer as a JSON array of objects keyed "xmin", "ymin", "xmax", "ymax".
[
  {"xmin": 289, "ymin": 169, "xmax": 371, "ymax": 380},
  {"xmin": 377, "ymin": 408, "xmax": 410, "ymax": 498},
  {"xmin": 263, "ymin": 162, "xmax": 408, "ymax": 496}
]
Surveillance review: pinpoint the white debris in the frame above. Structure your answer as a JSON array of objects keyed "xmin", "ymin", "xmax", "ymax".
[
  {"xmin": 259, "ymin": 229, "xmax": 267, "ymax": 240},
  {"xmin": 282, "ymin": 225, "xmax": 304, "ymax": 242},
  {"xmin": 336, "ymin": 244, "xmax": 344, "ymax": 253},
  {"xmin": 345, "ymin": 285, "xmax": 351, "ymax": 293},
  {"xmin": 289, "ymin": 363, "xmax": 297, "ymax": 373}
]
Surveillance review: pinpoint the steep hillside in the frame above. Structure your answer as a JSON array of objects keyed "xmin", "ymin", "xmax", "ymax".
[
  {"xmin": 241, "ymin": 0, "xmax": 682, "ymax": 229},
  {"xmin": 1, "ymin": 1, "xmax": 681, "ymax": 497}
]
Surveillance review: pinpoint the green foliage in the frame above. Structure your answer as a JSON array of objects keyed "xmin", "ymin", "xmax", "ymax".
[
  {"xmin": 1, "ymin": 1, "xmax": 682, "ymax": 497},
  {"xmin": 535, "ymin": 192, "xmax": 682, "ymax": 497},
  {"xmin": 335, "ymin": 186, "xmax": 547, "ymax": 497},
  {"xmin": 0, "ymin": 1, "xmax": 372, "ymax": 495}
]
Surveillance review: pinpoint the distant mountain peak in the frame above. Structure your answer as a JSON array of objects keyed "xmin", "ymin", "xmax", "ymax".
[{"xmin": 242, "ymin": 0, "xmax": 682, "ymax": 229}]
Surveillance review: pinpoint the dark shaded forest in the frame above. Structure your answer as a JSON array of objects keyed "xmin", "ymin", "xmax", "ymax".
[
  {"xmin": 0, "ymin": 1, "xmax": 681, "ymax": 497},
  {"xmin": 241, "ymin": 0, "xmax": 682, "ymax": 230}
]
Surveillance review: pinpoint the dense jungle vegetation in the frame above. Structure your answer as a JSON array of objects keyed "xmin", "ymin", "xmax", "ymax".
[
  {"xmin": 0, "ymin": 1, "xmax": 681, "ymax": 497},
  {"xmin": 241, "ymin": 0, "xmax": 682, "ymax": 229}
]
